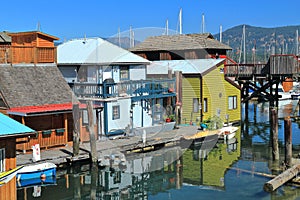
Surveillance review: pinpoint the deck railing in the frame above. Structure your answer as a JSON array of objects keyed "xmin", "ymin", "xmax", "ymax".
[
  {"xmin": 225, "ymin": 55, "xmax": 300, "ymax": 79},
  {"xmin": 0, "ymin": 45, "xmax": 57, "ymax": 64},
  {"xmin": 70, "ymin": 79, "xmax": 176, "ymax": 99},
  {"xmin": 225, "ymin": 63, "xmax": 266, "ymax": 77},
  {"xmin": 16, "ymin": 128, "xmax": 67, "ymax": 151}
]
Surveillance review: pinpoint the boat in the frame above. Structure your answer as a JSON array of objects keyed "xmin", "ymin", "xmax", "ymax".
[
  {"xmin": 17, "ymin": 176, "xmax": 56, "ymax": 188},
  {"xmin": 16, "ymin": 162, "xmax": 56, "ymax": 181},
  {"xmin": 0, "ymin": 165, "xmax": 24, "ymax": 187},
  {"xmin": 219, "ymin": 126, "xmax": 238, "ymax": 141}
]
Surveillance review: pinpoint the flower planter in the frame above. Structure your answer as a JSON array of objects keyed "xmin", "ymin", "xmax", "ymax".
[{"xmin": 55, "ymin": 128, "xmax": 65, "ymax": 134}]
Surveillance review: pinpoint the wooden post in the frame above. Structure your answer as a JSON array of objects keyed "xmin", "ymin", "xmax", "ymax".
[
  {"xmin": 90, "ymin": 163, "xmax": 98, "ymax": 200},
  {"xmin": 72, "ymin": 103, "xmax": 80, "ymax": 156},
  {"xmin": 64, "ymin": 113, "xmax": 68, "ymax": 144},
  {"xmin": 284, "ymin": 117, "xmax": 292, "ymax": 167},
  {"xmin": 87, "ymin": 101, "xmax": 97, "ymax": 163},
  {"xmin": 271, "ymin": 108, "xmax": 279, "ymax": 161},
  {"xmin": 264, "ymin": 164, "xmax": 300, "ymax": 192}
]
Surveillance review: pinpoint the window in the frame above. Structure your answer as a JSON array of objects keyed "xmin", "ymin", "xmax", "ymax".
[
  {"xmin": 203, "ymin": 98, "xmax": 208, "ymax": 113},
  {"xmin": 193, "ymin": 98, "xmax": 199, "ymax": 113},
  {"xmin": 0, "ymin": 148, "xmax": 5, "ymax": 172},
  {"xmin": 120, "ymin": 66, "xmax": 129, "ymax": 80},
  {"xmin": 112, "ymin": 105, "xmax": 120, "ymax": 120},
  {"xmin": 228, "ymin": 96, "xmax": 237, "ymax": 110}
]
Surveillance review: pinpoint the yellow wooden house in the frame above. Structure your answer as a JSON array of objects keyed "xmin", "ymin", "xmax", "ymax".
[{"xmin": 147, "ymin": 59, "xmax": 241, "ymax": 125}]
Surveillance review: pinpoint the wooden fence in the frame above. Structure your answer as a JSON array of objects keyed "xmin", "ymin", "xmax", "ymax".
[{"xmin": 0, "ymin": 45, "xmax": 56, "ymax": 64}]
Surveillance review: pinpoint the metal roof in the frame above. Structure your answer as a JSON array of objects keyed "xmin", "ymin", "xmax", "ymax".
[
  {"xmin": 147, "ymin": 59, "xmax": 224, "ymax": 75},
  {"xmin": 0, "ymin": 113, "xmax": 35, "ymax": 136},
  {"xmin": 7, "ymin": 102, "xmax": 87, "ymax": 116},
  {"xmin": 57, "ymin": 37, "xmax": 150, "ymax": 65}
]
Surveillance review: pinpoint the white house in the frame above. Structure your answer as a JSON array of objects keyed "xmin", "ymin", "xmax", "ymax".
[{"xmin": 57, "ymin": 38, "xmax": 176, "ymax": 137}]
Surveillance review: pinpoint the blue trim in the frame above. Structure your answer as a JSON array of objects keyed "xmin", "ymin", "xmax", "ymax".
[{"xmin": 104, "ymin": 102, "xmax": 108, "ymax": 135}]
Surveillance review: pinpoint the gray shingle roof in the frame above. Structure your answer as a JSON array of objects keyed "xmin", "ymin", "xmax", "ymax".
[
  {"xmin": 129, "ymin": 33, "xmax": 232, "ymax": 52},
  {"xmin": 0, "ymin": 64, "xmax": 75, "ymax": 108},
  {"xmin": 0, "ymin": 32, "xmax": 11, "ymax": 43}
]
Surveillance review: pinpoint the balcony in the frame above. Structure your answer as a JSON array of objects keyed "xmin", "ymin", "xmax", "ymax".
[{"xmin": 69, "ymin": 79, "xmax": 176, "ymax": 100}]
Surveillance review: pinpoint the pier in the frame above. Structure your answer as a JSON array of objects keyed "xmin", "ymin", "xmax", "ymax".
[{"xmin": 16, "ymin": 126, "xmax": 205, "ymax": 168}]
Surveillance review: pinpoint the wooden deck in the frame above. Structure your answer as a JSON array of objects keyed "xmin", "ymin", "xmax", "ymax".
[
  {"xmin": 16, "ymin": 125, "xmax": 208, "ymax": 167},
  {"xmin": 225, "ymin": 54, "xmax": 300, "ymax": 80}
]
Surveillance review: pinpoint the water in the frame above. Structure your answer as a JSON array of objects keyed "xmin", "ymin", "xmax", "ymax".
[{"xmin": 17, "ymin": 101, "xmax": 300, "ymax": 200}]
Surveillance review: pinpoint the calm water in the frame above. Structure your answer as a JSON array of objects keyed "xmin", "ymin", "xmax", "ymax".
[{"xmin": 17, "ymin": 101, "xmax": 300, "ymax": 200}]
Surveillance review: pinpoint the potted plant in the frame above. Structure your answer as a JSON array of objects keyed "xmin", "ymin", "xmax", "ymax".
[{"xmin": 164, "ymin": 114, "xmax": 175, "ymax": 123}]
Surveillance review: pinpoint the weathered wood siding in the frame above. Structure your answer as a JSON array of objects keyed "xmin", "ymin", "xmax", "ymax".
[
  {"xmin": 182, "ymin": 76, "xmax": 200, "ymax": 124},
  {"xmin": 202, "ymin": 63, "xmax": 240, "ymax": 123}
]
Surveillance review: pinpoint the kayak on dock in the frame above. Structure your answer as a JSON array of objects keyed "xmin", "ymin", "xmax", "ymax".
[{"xmin": 0, "ymin": 165, "xmax": 24, "ymax": 187}]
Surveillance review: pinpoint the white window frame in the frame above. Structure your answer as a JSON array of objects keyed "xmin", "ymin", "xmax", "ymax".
[
  {"xmin": 112, "ymin": 105, "xmax": 120, "ymax": 120},
  {"xmin": 193, "ymin": 98, "xmax": 199, "ymax": 113},
  {"xmin": 203, "ymin": 98, "xmax": 208, "ymax": 113},
  {"xmin": 228, "ymin": 96, "xmax": 237, "ymax": 110},
  {"xmin": 0, "ymin": 148, "xmax": 5, "ymax": 172}
]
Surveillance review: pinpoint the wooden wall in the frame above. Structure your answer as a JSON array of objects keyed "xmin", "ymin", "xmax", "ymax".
[
  {"xmin": 37, "ymin": 34, "xmax": 55, "ymax": 47},
  {"xmin": 0, "ymin": 138, "xmax": 17, "ymax": 200}
]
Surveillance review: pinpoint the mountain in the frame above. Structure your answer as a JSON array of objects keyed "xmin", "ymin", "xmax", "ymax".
[
  {"xmin": 106, "ymin": 37, "xmax": 141, "ymax": 49},
  {"xmin": 213, "ymin": 25, "xmax": 300, "ymax": 63}
]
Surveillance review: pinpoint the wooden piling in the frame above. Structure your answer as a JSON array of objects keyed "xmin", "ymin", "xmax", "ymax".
[
  {"xmin": 263, "ymin": 164, "xmax": 300, "ymax": 192},
  {"xmin": 271, "ymin": 108, "xmax": 279, "ymax": 161},
  {"xmin": 284, "ymin": 117, "xmax": 292, "ymax": 167},
  {"xmin": 87, "ymin": 101, "xmax": 98, "ymax": 163},
  {"xmin": 72, "ymin": 103, "xmax": 80, "ymax": 156}
]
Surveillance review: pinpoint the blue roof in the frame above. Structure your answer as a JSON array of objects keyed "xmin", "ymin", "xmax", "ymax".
[{"xmin": 0, "ymin": 113, "xmax": 35, "ymax": 136}]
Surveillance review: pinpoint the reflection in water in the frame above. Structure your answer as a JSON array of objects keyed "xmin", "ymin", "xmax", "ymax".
[
  {"xmin": 17, "ymin": 101, "xmax": 300, "ymax": 200},
  {"xmin": 17, "ymin": 135, "xmax": 241, "ymax": 200}
]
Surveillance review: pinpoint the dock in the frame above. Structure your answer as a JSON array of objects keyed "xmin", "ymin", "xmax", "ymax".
[{"xmin": 17, "ymin": 125, "xmax": 209, "ymax": 168}]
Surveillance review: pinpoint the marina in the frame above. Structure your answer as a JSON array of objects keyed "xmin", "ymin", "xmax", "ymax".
[
  {"xmin": 15, "ymin": 101, "xmax": 300, "ymax": 199},
  {"xmin": 0, "ymin": 4, "xmax": 299, "ymax": 199}
]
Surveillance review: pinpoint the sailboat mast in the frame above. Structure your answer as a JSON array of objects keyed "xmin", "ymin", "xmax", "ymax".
[
  {"xmin": 166, "ymin": 19, "xmax": 169, "ymax": 35},
  {"xmin": 243, "ymin": 25, "xmax": 246, "ymax": 63},
  {"xmin": 179, "ymin": 8, "xmax": 182, "ymax": 34},
  {"xmin": 219, "ymin": 25, "xmax": 222, "ymax": 43},
  {"xmin": 201, "ymin": 13, "xmax": 205, "ymax": 33},
  {"xmin": 118, "ymin": 27, "xmax": 121, "ymax": 47},
  {"xmin": 296, "ymin": 29, "xmax": 299, "ymax": 55}
]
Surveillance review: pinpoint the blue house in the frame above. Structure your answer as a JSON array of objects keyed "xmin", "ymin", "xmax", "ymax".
[{"xmin": 57, "ymin": 38, "xmax": 176, "ymax": 138}]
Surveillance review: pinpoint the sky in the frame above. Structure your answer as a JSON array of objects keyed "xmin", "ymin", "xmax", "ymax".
[{"xmin": 1, "ymin": 0, "xmax": 299, "ymax": 42}]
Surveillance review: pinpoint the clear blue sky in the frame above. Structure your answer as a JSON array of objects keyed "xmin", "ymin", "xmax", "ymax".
[{"xmin": 1, "ymin": 0, "xmax": 299, "ymax": 42}]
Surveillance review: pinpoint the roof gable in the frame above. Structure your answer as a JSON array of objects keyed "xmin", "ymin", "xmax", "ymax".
[
  {"xmin": 0, "ymin": 64, "xmax": 76, "ymax": 108},
  {"xmin": 0, "ymin": 113, "xmax": 35, "ymax": 136},
  {"xmin": 57, "ymin": 37, "xmax": 150, "ymax": 65},
  {"xmin": 129, "ymin": 33, "xmax": 232, "ymax": 52}
]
